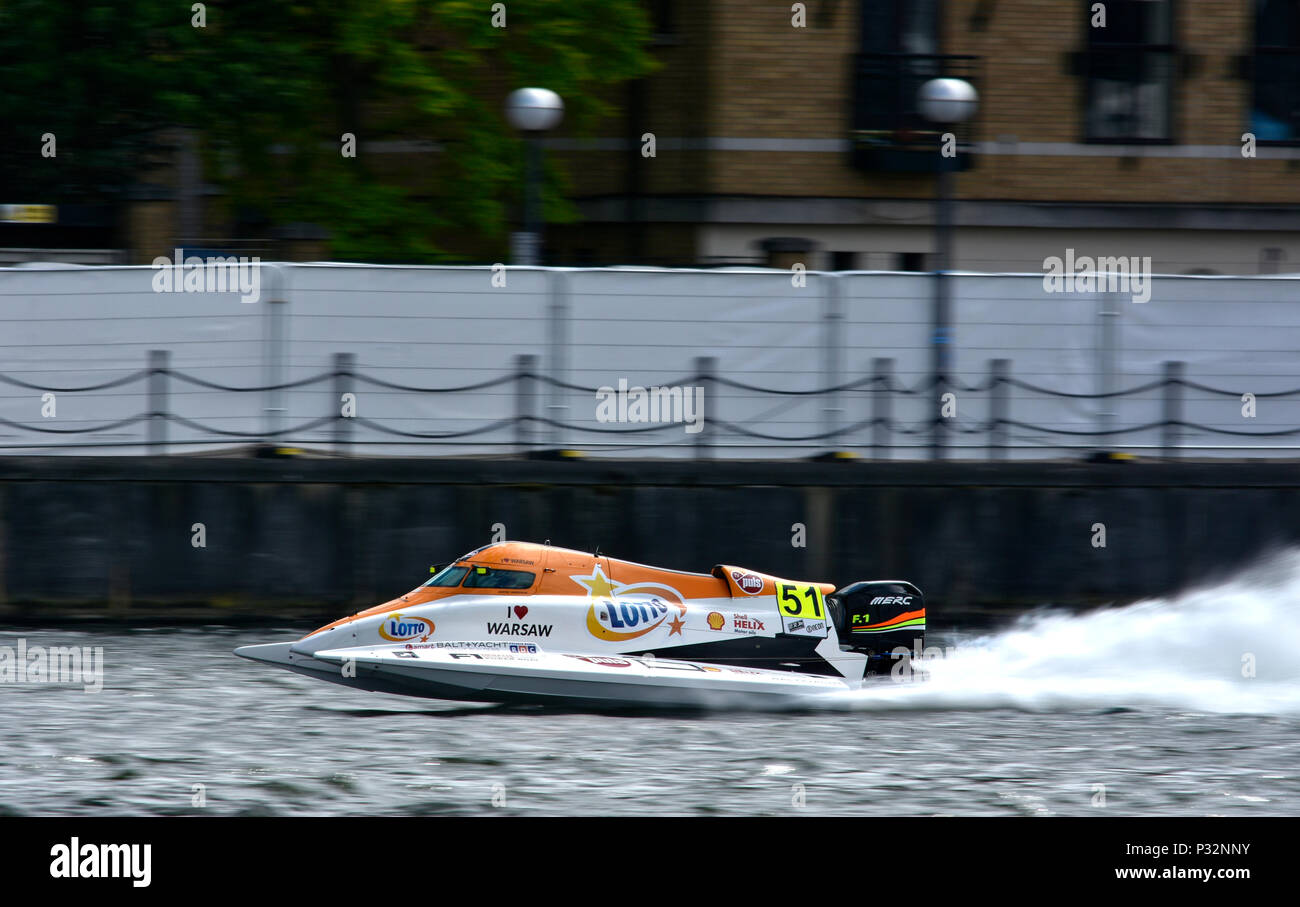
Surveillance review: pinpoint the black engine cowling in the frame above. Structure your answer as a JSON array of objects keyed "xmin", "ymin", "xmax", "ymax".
[{"xmin": 827, "ymin": 581, "xmax": 925, "ymax": 672}]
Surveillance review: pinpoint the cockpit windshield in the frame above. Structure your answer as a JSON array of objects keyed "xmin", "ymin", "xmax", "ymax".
[
  {"xmin": 462, "ymin": 565, "xmax": 536, "ymax": 590},
  {"xmin": 423, "ymin": 564, "xmax": 470, "ymax": 587}
]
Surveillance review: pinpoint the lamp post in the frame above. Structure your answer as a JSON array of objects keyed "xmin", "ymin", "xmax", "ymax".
[
  {"xmin": 505, "ymin": 87, "xmax": 565, "ymax": 266},
  {"xmin": 919, "ymin": 77, "xmax": 978, "ymax": 460}
]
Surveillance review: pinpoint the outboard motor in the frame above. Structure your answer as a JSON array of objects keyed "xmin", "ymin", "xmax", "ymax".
[{"xmin": 827, "ymin": 581, "xmax": 925, "ymax": 675}]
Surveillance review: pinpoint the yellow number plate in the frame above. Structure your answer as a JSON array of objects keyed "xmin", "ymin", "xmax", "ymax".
[{"xmin": 776, "ymin": 582, "xmax": 825, "ymax": 619}]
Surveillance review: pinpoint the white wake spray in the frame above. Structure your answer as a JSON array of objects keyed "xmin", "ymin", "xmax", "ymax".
[{"xmin": 830, "ymin": 548, "xmax": 1300, "ymax": 714}]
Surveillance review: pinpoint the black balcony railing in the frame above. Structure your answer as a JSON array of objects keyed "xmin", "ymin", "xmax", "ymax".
[{"xmin": 850, "ymin": 53, "xmax": 981, "ymax": 173}]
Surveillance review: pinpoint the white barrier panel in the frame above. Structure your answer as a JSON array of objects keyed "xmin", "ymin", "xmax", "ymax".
[
  {"xmin": 0, "ymin": 263, "xmax": 1298, "ymax": 458},
  {"xmin": 0, "ymin": 265, "xmax": 263, "ymax": 451},
  {"xmin": 281, "ymin": 264, "xmax": 551, "ymax": 452}
]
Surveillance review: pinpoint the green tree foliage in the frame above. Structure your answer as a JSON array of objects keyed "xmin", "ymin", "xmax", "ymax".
[
  {"xmin": 0, "ymin": 0, "xmax": 655, "ymax": 260},
  {"xmin": 0, "ymin": 0, "xmax": 197, "ymax": 201}
]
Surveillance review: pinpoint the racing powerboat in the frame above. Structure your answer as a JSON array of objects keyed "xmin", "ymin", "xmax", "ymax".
[{"xmin": 235, "ymin": 541, "xmax": 925, "ymax": 708}]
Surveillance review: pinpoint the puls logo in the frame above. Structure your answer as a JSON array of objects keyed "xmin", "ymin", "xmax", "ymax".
[
  {"xmin": 730, "ymin": 570, "xmax": 765, "ymax": 594},
  {"xmin": 378, "ymin": 613, "xmax": 435, "ymax": 642}
]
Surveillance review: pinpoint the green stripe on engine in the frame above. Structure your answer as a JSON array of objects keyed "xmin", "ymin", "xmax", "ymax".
[{"xmin": 852, "ymin": 617, "xmax": 926, "ymax": 633}]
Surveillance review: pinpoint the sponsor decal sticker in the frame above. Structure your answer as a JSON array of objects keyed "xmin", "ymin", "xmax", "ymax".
[
  {"xmin": 573, "ymin": 565, "xmax": 689, "ymax": 642},
  {"xmin": 587, "ymin": 599, "xmax": 674, "ymax": 641},
  {"xmin": 378, "ymin": 613, "xmax": 435, "ymax": 642},
  {"xmin": 731, "ymin": 570, "xmax": 765, "ymax": 595},
  {"xmin": 776, "ymin": 582, "xmax": 830, "ymax": 637},
  {"xmin": 566, "ymin": 655, "xmax": 634, "ymax": 668},
  {"xmin": 449, "ymin": 651, "xmax": 537, "ymax": 661},
  {"xmin": 405, "ymin": 640, "xmax": 515, "ymax": 650},
  {"xmin": 485, "ymin": 622, "xmax": 553, "ymax": 637},
  {"xmin": 851, "ymin": 610, "xmax": 926, "ymax": 634},
  {"xmin": 733, "ymin": 614, "xmax": 765, "ymax": 634},
  {"xmin": 706, "ymin": 611, "xmax": 726, "ymax": 631},
  {"xmin": 777, "ymin": 583, "xmax": 825, "ymax": 619},
  {"xmin": 870, "ymin": 595, "xmax": 914, "ymax": 606},
  {"xmin": 634, "ymin": 658, "xmax": 710, "ymax": 673}
]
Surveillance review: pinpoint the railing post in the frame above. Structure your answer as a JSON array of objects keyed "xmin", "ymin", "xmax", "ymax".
[
  {"xmin": 1097, "ymin": 292, "xmax": 1120, "ymax": 440},
  {"xmin": 872, "ymin": 357, "xmax": 894, "ymax": 460},
  {"xmin": 822, "ymin": 273, "xmax": 845, "ymax": 445},
  {"xmin": 930, "ymin": 151, "xmax": 955, "ymax": 462},
  {"xmin": 148, "ymin": 349, "xmax": 169, "ymax": 454},
  {"xmin": 515, "ymin": 353, "xmax": 538, "ymax": 455},
  {"xmin": 695, "ymin": 355, "xmax": 716, "ymax": 460},
  {"xmin": 333, "ymin": 352, "xmax": 354, "ymax": 456},
  {"xmin": 262, "ymin": 264, "xmax": 288, "ymax": 445},
  {"xmin": 990, "ymin": 358, "xmax": 1008, "ymax": 460},
  {"xmin": 546, "ymin": 269, "xmax": 569, "ymax": 449},
  {"xmin": 1162, "ymin": 360, "xmax": 1184, "ymax": 459}
]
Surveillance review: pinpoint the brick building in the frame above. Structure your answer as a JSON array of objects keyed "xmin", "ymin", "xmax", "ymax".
[
  {"xmin": 14, "ymin": 1, "xmax": 1298, "ymax": 273},
  {"xmin": 548, "ymin": 0, "xmax": 1300, "ymax": 274}
]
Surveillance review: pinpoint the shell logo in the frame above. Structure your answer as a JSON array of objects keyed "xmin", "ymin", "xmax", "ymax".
[
  {"xmin": 378, "ymin": 613, "xmax": 435, "ymax": 642},
  {"xmin": 706, "ymin": 611, "xmax": 725, "ymax": 631}
]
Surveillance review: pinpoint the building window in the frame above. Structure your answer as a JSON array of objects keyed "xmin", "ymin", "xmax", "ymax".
[
  {"xmin": 1260, "ymin": 247, "xmax": 1286, "ymax": 274},
  {"xmin": 1251, "ymin": 0, "xmax": 1300, "ymax": 142},
  {"xmin": 851, "ymin": 0, "xmax": 979, "ymax": 172},
  {"xmin": 897, "ymin": 252, "xmax": 928, "ymax": 272},
  {"xmin": 1083, "ymin": 0, "xmax": 1176, "ymax": 142},
  {"xmin": 650, "ymin": 0, "xmax": 676, "ymax": 42},
  {"xmin": 859, "ymin": 0, "xmax": 939, "ymax": 55},
  {"xmin": 830, "ymin": 251, "xmax": 858, "ymax": 271}
]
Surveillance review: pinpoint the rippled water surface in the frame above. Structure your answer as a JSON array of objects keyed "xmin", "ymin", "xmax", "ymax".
[{"xmin": 4, "ymin": 554, "xmax": 1300, "ymax": 816}]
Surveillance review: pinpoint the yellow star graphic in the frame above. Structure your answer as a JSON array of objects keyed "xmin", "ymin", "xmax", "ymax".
[{"xmin": 572, "ymin": 566, "xmax": 620, "ymax": 599}]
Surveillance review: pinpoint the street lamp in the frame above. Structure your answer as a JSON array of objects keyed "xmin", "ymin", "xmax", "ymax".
[
  {"xmin": 919, "ymin": 77, "xmax": 978, "ymax": 461},
  {"xmin": 505, "ymin": 87, "xmax": 565, "ymax": 266}
]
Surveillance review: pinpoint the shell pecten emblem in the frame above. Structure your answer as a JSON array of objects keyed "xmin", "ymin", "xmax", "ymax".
[{"xmin": 575, "ymin": 565, "xmax": 688, "ymax": 641}]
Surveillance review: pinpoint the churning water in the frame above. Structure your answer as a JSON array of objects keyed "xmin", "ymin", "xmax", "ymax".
[
  {"xmin": 2, "ymin": 552, "xmax": 1298, "ymax": 816},
  {"xmin": 835, "ymin": 549, "xmax": 1300, "ymax": 716}
]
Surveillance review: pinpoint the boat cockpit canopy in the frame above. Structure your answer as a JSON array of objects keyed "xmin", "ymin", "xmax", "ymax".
[{"xmin": 423, "ymin": 561, "xmax": 536, "ymax": 591}]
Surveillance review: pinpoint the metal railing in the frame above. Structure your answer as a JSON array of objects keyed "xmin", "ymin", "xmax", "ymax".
[{"xmin": 4, "ymin": 351, "xmax": 1300, "ymax": 458}]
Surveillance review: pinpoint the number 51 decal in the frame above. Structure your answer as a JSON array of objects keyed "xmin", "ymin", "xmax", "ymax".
[{"xmin": 777, "ymin": 582, "xmax": 824, "ymax": 619}]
